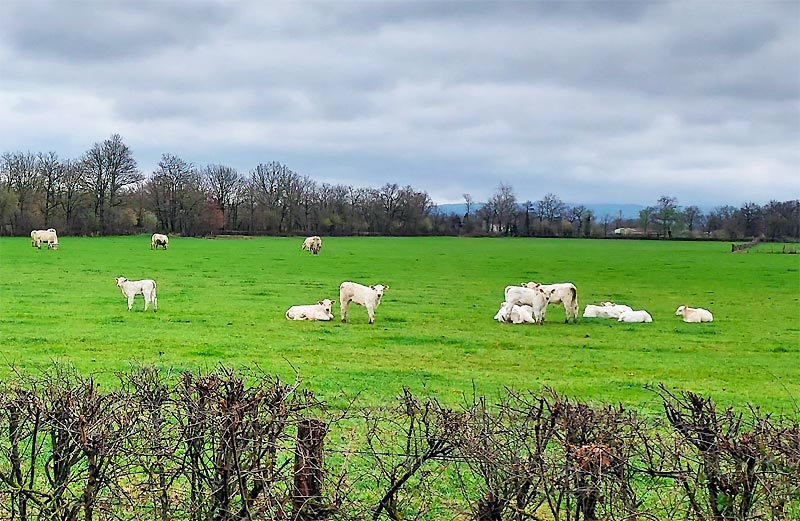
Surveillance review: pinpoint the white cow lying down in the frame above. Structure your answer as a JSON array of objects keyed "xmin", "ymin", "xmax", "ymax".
[
  {"xmin": 493, "ymin": 302, "xmax": 536, "ymax": 324},
  {"xmin": 115, "ymin": 276, "xmax": 158, "ymax": 312},
  {"xmin": 618, "ymin": 310, "xmax": 652, "ymax": 323},
  {"xmin": 675, "ymin": 305, "xmax": 713, "ymax": 323},
  {"xmin": 339, "ymin": 281, "xmax": 388, "ymax": 324},
  {"xmin": 286, "ymin": 299, "xmax": 336, "ymax": 321},
  {"xmin": 583, "ymin": 302, "xmax": 633, "ymax": 318}
]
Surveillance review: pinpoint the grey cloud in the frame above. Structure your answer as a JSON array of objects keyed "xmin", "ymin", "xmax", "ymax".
[
  {"xmin": 1, "ymin": 1, "xmax": 230, "ymax": 61},
  {"xmin": 0, "ymin": 0, "xmax": 797, "ymax": 206}
]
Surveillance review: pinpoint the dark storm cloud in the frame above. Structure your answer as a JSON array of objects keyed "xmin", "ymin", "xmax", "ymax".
[{"xmin": 0, "ymin": 0, "xmax": 797, "ymax": 206}]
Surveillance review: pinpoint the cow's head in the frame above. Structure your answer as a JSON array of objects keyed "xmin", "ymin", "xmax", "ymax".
[
  {"xmin": 675, "ymin": 305, "xmax": 686, "ymax": 315},
  {"xmin": 522, "ymin": 281, "xmax": 540, "ymax": 289},
  {"xmin": 371, "ymin": 284, "xmax": 388, "ymax": 302},
  {"xmin": 318, "ymin": 299, "xmax": 336, "ymax": 314},
  {"xmin": 115, "ymin": 277, "xmax": 128, "ymax": 287}
]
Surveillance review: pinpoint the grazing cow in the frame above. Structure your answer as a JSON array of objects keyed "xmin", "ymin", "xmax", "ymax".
[
  {"xmin": 503, "ymin": 285, "xmax": 554, "ymax": 325},
  {"xmin": 583, "ymin": 302, "xmax": 633, "ymax": 319},
  {"xmin": 151, "ymin": 233, "xmax": 169, "ymax": 250},
  {"xmin": 617, "ymin": 310, "xmax": 652, "ymax": 323},
  {"xmin": 115, "ymin": 276, "xmax": 158, "ymax": 312},
  {"xmin": 339, "ymin": 281, "xmax": 388, "ymax": 324},
  {"xmin": 286, "ymin": 299, "xmax": 336, "ymax": 321},
  {"xmin": 301, "ymin": 235, "xmax": 322, "ymax": 255},
  {"xmin": 494, "ymin": 302, "xmax": 536, "ymax": 324},
  {"xmin": 523, "ymin": 281, "xmax": 579, "ymax": 323},
  {"xmin": 30, "ymin": 228, "xmax": 59, "ymax": 249},
  {"xmin": 675, "ymin": 305, "xmax": 713, "ymax": 323}
]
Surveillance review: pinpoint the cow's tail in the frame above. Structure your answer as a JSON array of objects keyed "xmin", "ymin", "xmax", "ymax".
[{"xmin": 571, "ymin": 286, "xmax": 579, "ymax": 323}]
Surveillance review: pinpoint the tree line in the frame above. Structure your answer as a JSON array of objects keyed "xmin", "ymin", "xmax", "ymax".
[{"xmin": 2, "ymin": 134, "xmax": 797, "ymax": 240}]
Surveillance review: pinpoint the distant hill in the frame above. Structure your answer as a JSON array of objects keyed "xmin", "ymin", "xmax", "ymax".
[{"xmin": 434, "ymin": 202, "xmax": 648, "ymax": 220}]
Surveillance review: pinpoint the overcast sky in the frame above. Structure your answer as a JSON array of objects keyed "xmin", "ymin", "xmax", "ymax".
[{"xmin": 1, "ymin": 1, "xmax": 798, "ymax": 206}]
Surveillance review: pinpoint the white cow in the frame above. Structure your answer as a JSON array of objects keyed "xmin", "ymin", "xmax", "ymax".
[
  {"xmin": 30, "ymin": 228, "xmax": 59, "ymax": 249},
  {"xmin": 494, "ymin": 302, "xmax": 536, "ymax": 324},
  {"xmin": 286, "ymin": 299, "xmax": 336, "ymax": 321},
  {"xmin": 302, "ymin": 236, "xmax": 322, "ymax": 255},
  {"xmin": 115, "ymin": 276, "xmax": 158, "ymax": 312},
  {"xmin": 503, "ymin": 285, "xmax": 554, "ymax": 325},
  {"xmin": 675, "ymin": 305, "xmax": 714, "ymax": 323},
  {"xmin": 339, "ymin": 281, "xmax": 388, "ymax": 324},
  {"xmin": 523, "ymin": 281, "xmax": 579, "ymax": 323},
  {"xmin": 583, "ymin": 302, "xmax": 633, "ymax": 319},
  {"xmin": 151, "ymin": 233, "xmax": 169, "ymax": 250},
  {"xmin": 617, "ymin": 310, "xmax": 652, "ymax": 323}
]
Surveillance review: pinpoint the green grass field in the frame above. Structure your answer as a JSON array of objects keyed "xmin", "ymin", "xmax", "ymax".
[{"xmin": 1, "ymin": 236, "xmax": 798, "ymax": 414}]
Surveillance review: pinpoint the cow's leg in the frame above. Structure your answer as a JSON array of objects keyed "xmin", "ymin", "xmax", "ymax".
[
  {"xmin": 127, "ymin": 295, "xmax": 135, "ymax": 311},
  {"xmin": 340, "ymin": 299, "xmax": 349, "ymax": 323},
  {"xmin": 367, "ymin": 306, "xmax": 375, "ymax": 325}
]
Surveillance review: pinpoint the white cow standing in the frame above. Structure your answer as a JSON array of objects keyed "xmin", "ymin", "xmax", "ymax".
[
  {"xmin": 30, "ymin": 228, "xmax": 59, "ymax": 249},
  {"xmin": 116, "ymin": 276, "xmax": 158, "ymax": 312},
  {"xmin": 675, "ymin": 305, "xmax": 714, "ymax": 323},
  {"xmin": 339, "ymin": 282, "xmax": 388, "ymax": 324},
  {"xmin": 302, "ymin": 236, "xmax": 322, "ymax": 255},
  {"xmin": 502, "ymin": 285, "xmax": 554, "ymax": 325},
  {"xmin": 286, "ymin": 299, "xmax": 336, "ymax": 321},
  {"xmin": 151, "ymin": 233, "xmax": 169, "ymax": 250},
  {"xmin": 523, "ymin": 281, "xmax": 579, "ymax": 323}
]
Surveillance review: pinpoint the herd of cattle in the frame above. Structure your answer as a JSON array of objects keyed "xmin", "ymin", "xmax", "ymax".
[
  {"xmin": 494, "ymin": 281, "xmax": 713, "ymax": 325},
  {"xmin": 33, "ymin": 231, "xmax": 713, "ymax": 326}
]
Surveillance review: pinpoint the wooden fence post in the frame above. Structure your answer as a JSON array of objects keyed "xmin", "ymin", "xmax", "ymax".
[{"xmin": 293, "ymin": 418, "xmax": 328, "ymax": 520}]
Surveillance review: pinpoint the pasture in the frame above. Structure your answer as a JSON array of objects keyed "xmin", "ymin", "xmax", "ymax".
[{"xmin": 0, "ymin": 235, "xmax": 798, "ymax": 414}]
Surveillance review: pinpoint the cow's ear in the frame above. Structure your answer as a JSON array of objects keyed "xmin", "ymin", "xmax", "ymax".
[
  {"xmin": 370, "ymin": 285, "xmax": 375, "ymax": 290},
  {"xmin": 331, "ymin": 300, "xmax": 336, "ymax": 304},
  {"xmin": 318, "ymin": 301, "xmax": 323, "ymax": 305},
  {"xmin": 384, "ymin": 285, "xmax": 389, "ymax": 290}
]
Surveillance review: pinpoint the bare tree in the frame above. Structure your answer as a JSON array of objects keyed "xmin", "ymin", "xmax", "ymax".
[
  {"xmin": 639, "ymin": 206, "xmax": 655, "ymax": 235},
  {"xmin": 490, "ymin": 183, "xmax": 517, "ymax": 235},
  {"xmin": 683, "ymin": 205, "xmax": 702, "ymax": 235},
  {"xmin": 81, "ymin": 134, "xmax": 140, "ymax": 233},
  {"xmin": 653, "ymin": 195, "xmax": 679, "ymax": 238},
  {"xmin": 1, "ymin": 151, "xmax": 40, "ymax": 234},
  {"xmin": 205, "ymin": 164, "xmax": 242, "ymax": 229},
  {"xmin": 36, "ymin": 152, "xmax": 62, "ymax": 228},
  {"xmin": 536, "ymin": 193, "xmax": 565, "ymax": 236},
  {"xmin": 148, "ymin": 154, "xmax": 204, "ymax": 235}
]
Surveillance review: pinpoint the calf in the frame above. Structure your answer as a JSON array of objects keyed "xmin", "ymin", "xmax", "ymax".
[
  {"xmin": 301, "ymin": 236, "xmax": 322, "ymax": 255},
  {"xmin": 339, "ymin": 281, "xmax": 388, "ymax": 324},
  {"xmin": 286, "ymin": 299, "xmax": 336, "ymax": 321},
  {"xmin": 494, "ymin": 302, "xmax": 536, "ymax": 324},
  {"xmin": 617, "ymin": 310, "xmax": 652, "ymax": 323},
  {"xmin": 583, "ymin": 302, "xmax": 633, "ymax": 318},
  {"xmin": 523, "ymin": 281, "xmax": 579, "ymax": 323},
  {"xmin": 31, "ymin": 229, "xmax": 59, "ymax": 249},
  {"xmin": 675, "ymin": 305, "xmax": 713, "ymax": 323},
  {"xmin": 115, "ymin": 276, "xmax": 158, "ymax": 312},
  {"xmin": 503, "ymin": 285, "xmax": 554, "ymax": 325},
  {"xmin": 151, "ymin": 233, "xmax": 169, "ymax": 250}
]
